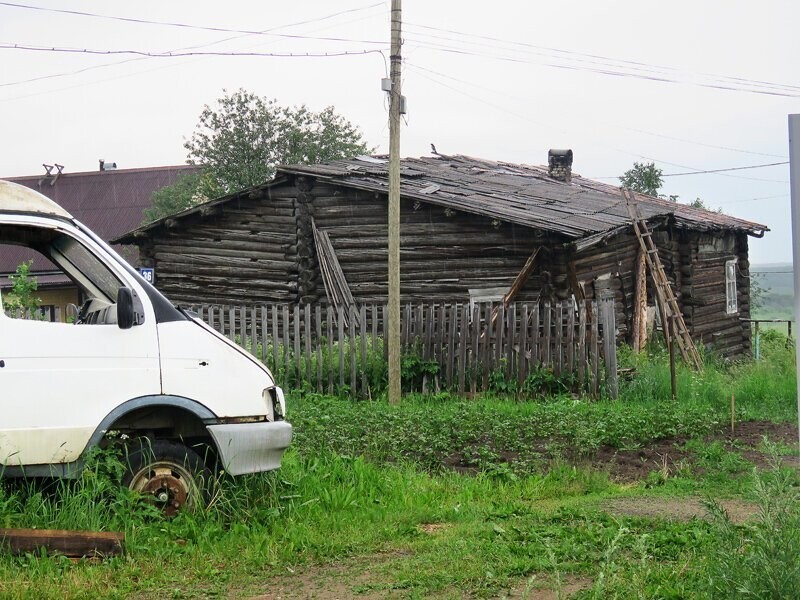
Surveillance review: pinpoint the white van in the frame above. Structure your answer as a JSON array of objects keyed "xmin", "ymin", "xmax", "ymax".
[{"xmin": 0, "ymin": 180, "xmax": 291, "ymax": 512}]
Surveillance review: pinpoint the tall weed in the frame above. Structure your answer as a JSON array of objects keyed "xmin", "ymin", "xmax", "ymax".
[{"xmin": 703, "ymin": 460, "xmax": 800, "ymax": 598}]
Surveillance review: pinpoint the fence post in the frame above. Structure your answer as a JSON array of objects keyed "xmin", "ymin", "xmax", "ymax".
[
  {"xmin": 315, "ymin": 305, "xmax": 323, "ymax": 393},
  {"xmin": 591, "ymin": 301, "xmax": 599, "ymax": 397},
  {"xmin": 304, "ymin": 304, "xmax": 312, "ymax": 385},
  {"xmin": 293, "ymin": 305, "xmax": 301, "ymax": 386},
  {"xmin": 600, "ymin": 293, "xmax": 618, "ymax": 399},
  {"xmin": 506, "ymin": 303, "xmax": 516, "ymax": 381},
  {"xmin": 543, "ymin": 302, "xmax": 552, "ymax": 368},
  {"xmin": 327, "ymin": 305, "xmax": 334, "ymax": 393}
]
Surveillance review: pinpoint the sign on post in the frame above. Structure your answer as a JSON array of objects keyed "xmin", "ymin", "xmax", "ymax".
[{"xmin": 138, "ymin": 267, "xmax": 154, "ymax": 284}]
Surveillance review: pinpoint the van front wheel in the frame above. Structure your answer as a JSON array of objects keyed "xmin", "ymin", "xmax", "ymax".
[{"xmin": 123, "ymin": 439, "xmax": 211, "ymax": 516}]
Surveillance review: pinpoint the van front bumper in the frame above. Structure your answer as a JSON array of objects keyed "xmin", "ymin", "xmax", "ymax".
[{"xmin": 207, "ymin": 420, "xmax": 292, "ymax": 476}]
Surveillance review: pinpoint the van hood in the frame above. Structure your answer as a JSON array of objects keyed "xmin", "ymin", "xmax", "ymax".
[{"xmin": 188, "ymin": 314, "xmax": 276, "ymax": 382}]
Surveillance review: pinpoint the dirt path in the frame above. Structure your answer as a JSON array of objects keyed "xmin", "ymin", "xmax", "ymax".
[{"xmin": 603, "ymin": 496, "xmax": 758, "ymax": 524}]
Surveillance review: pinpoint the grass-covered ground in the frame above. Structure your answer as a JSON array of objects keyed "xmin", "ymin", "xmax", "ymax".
[{"xmin": 0, "ymin": 334, "xmax": 798, "ymax": 599}]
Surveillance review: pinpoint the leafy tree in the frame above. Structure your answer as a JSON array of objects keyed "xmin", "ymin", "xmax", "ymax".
[
  {"xmin": 619, "ymin": 161, "xmax": 664, "ymax": 197},
  {"xmin": 143, "ymin": 171, "xmax": 204, "ymax": 224},
  {"xmin": 689, "ymin": 197, "xmax": 707, "ymax": 209},
  {"xmin": 3, "ymin": 260, "xmax": 41, "ymax": 314},
  {"xmin": 750, "ymin": 272, "xmax": 767, "ymax": 312},
  {"xmin": 143, "ymin": 89, "xmax": 371, "ymax": 223}
]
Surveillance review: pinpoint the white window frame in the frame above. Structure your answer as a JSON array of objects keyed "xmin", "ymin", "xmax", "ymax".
[
  {"xmin": 468, "ymin": 286, "xmax": 508, "ymax": 314},
  {"xmin": 725, "ymin": 259, "xmax": 738, "ymax": 315}
]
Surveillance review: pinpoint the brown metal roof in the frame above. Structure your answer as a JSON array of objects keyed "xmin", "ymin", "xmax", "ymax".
[
  {"xmin": 1, "ymin": 165, "xmax": 198, "ymax": 277},
  {"xmin": 115, "ymin": 154, "xmax": 767, "ymax": 243}
]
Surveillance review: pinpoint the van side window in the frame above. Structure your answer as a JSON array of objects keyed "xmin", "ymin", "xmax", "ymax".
[
  {"xmin": 1, "ymin": 224, "xmax": 123, "ymax": 324},
  {"xmin": 0, "ymin": 245, "xmax": 72, "ymax": 321}
]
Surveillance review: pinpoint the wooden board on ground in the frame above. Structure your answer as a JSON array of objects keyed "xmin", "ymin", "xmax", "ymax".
[{"xmin": 0, "ymin": 528, "xmax": 124, "ymax": 557}]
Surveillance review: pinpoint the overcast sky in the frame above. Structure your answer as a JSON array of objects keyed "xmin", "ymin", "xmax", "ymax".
[{"xmin": 1, "ymin": 1, "xmax": 797, "ymax": 264}]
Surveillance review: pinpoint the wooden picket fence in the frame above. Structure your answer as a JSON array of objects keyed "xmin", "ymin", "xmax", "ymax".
[
  {"xmin": 190, "ymin": 297, "xmax": 619, "ymax": 398},
  {"xmin": 3, "ymin": 305, "xmax": 60, "ymax": 321}
]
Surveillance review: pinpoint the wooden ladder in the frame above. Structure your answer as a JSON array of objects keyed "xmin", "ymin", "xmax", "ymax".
[{"xmin": 622, "ymin": 188, "xmax": 703, "ymax": 369}]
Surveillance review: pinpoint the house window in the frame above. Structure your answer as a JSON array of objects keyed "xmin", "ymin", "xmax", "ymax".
[
  {"xmin": 468, "ymin": 287, "xmax": 507, "ymax": 314},
  {"xmin": 725, "ymin": 259, "xmax": 738, "ymax": 315}
]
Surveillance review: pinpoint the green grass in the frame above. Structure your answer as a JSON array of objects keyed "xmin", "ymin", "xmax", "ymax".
[{"xmin": 0, "ymin": 340, "xmax": 797, "ymax": 598}]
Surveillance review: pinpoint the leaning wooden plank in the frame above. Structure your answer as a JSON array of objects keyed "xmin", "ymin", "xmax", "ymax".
[
  {"xmin": 0, "ymin": 529, "xmax": 124, "ymax": 558},
  {"xmin": 503, "ymin": 248, "xmax": 541, "ymax": 307},
  {"xmin": 312, "ymin": 222, "xmax": 356, "ymax": 310}
]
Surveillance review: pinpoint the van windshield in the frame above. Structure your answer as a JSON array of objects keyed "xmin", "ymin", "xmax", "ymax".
[{"xmin": 50, "ymin": 235, "xmax": 122, "ymax": 300}]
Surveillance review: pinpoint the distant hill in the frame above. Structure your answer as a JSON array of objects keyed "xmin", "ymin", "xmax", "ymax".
[{"xmin": 751, "ymin": 263, "xmax": 793, "ymax": 320}]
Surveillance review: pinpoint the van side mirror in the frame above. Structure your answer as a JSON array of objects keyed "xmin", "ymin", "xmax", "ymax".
[{"xmin": 117, "ymin": 287, "xmax": 143, "ymax": 329}]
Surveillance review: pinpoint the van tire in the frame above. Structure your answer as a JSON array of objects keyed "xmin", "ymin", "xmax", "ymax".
[{"xmin": 122, "ymin": 439, "xmax": 212, "ymax": 516}]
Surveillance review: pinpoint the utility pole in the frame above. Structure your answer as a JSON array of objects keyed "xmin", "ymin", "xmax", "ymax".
[
  {"xmin": 788, "ymin": 114, "xmax": 800, "ymax": 454},
  {"xmin": 387, "ymin": 0, "xmax": 402, "ymax": 404}
]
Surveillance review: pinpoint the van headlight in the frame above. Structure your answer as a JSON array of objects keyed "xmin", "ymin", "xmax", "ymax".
[{"xmin": 264, "ymin": 386, "xmax": 286, "ymax": 420}]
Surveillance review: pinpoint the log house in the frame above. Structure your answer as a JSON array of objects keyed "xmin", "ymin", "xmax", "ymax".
[{"xmin": 115, "ymin": 152, "xmax": 767, "ymax": 358}]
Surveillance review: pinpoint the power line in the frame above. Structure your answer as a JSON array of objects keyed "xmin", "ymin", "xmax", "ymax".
[
  {"xmin": 716, "ymin": 194, "xmax": 789, "ymax": 205},
  {"xmin": 0, "ymin": 1, "xmax": 386, "ymax": 44},
  {"xmin": 405, "ymin": 40, "xmax": 800, "ymax": 98},
  {"xmin": 404, "ymin": 22, "xmax": 800, "ymax": 95},
  {"xmin": 662, "ymin": 162, "xmax": 789, "ymax": 177},
  {"xmin": 0, "ymin": 2, "xmax": 387, "ymax": 89},
  {"xmin": 0, "ymin": 43, "xmax": 388, "ymax": 60},
  {"xmin": 7, "ymin": 2, "xmax": 795, "ymax": 97},
  {"xmin": 406, "ymin": 62, "xmax": 788, "ymax": 161},
  {"xmin": 406, "ymin": 62, "xmax": 791, "ymax": 185},
  {"xmin": 615, "ymin": 126, "xmax": 787, "ymax": 160}
]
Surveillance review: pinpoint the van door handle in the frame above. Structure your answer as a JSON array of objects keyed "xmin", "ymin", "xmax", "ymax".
[{"xmin": 0, "ymin": 360, "xmax": 5, "ymax": 368}]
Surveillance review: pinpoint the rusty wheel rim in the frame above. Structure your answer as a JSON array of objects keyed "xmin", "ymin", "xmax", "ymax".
[{"xmin": 128, "ymin": 461, "xmax": 199, "ymax": 516}]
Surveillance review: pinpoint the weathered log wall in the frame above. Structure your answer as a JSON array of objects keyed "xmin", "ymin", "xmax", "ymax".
[
  {"xmin": 311, "ymin": 183, "xmax": 554, "ymax": 304},
  {"xmin": 136, "ymin": 186, "xmax": 300, "ymax": 305},
  {"xmin": 679, "ymin": 230, "xmax": 750, "ymax": 357}
]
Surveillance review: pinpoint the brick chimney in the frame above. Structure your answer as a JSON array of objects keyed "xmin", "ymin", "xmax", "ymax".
[{"xmin": 548, "ymin": 149, "xmax": 573, "ymax": 183}]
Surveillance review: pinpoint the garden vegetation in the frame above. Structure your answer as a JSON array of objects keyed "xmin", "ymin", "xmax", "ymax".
[{"xmin": 0, "ymin": 332, "xmax": 797, "ymax": 598}]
